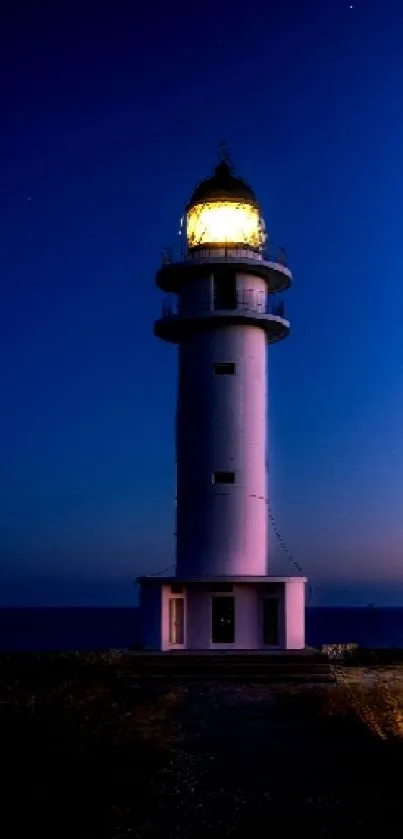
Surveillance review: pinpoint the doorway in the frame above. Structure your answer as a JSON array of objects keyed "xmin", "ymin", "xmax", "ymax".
[
  {"xmin": 262, "ymin": 597, "xmax": 279, "ymax": 646},
  {"xmin": 168, "ymin": 597, "xmax": 185, "ymax": 646},
  {"xmin": 213, "ymin": 270, "xmax": 237, "ymax": 310},
  {"xmin": 211, "ymin": 596, "xmax": 235, "ymax": 644}
]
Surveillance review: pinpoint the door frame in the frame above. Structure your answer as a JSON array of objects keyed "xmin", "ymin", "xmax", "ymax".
[
  {"xmin": 210, "ymin": 593, "xmax": 236, "ymax": 648},
  {"xmin": 212, "ymin": 269, "xmax": 237, "ymax": 311},
  {"xmin": 261, "ymin": 595, "xmax": 281, "ymax": 648},
  {"xmin": 168, "ymin": 595, "xmax": 186, "ymax": 649}
]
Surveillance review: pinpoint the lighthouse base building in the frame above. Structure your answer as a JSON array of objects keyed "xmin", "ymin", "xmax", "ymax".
[
  {"xmin": 137, "ymin": 156, "xmax": 306, "ymax": 652},
  {"xmin": 138, "ymin": 575, "xmax": 306, "ymax": 651}
]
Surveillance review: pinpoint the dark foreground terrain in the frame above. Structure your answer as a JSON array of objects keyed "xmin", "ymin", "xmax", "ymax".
[{"xmin": 1, "ymin": 651, "xmax": 402, "ymax": 837}]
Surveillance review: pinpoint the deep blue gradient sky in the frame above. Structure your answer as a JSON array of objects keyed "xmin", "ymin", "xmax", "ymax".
[{"xmin": 1, "ymin": 0, "xmax": 403, "ymax": 606}]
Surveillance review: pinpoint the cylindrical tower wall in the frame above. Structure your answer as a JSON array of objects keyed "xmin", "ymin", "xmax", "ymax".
[{"xmin": 176, "ymin": 322, "xmax": 268, "ymax": 577}]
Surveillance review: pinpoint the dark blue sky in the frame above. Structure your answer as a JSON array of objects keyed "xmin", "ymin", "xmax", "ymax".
[{"xmin": 1, "ymin": 0, "xmax": 402, "ymax": 606}]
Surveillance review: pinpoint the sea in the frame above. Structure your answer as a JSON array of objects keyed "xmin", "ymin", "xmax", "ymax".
[{"xmin": 1, "ymin": 607, "xmax": 403, "ymax": 651}]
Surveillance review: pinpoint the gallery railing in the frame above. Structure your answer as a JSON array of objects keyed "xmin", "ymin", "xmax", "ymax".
[
  {"xmin": 160, "ymin": 290, "xmax": 285, "ymax": 319},
  {"xmin": 160, "ymin": 242, "xmax": 288, "ymax": 268}
]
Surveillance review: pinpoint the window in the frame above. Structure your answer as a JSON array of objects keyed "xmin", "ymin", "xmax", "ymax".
[
  {"xmin": 170, "ymin": 583, "xmax": 183, "ymax": 593},
  {"xmin": 212, "ymin": 597, "xmax": 235, "ymax": 644},
  {"xmin": 214, "ymin": 362, "xmax": 236, "ymax": 375},
  {"xmin": 212, "ymin": 471, "xmax": 235, "ymax": 485},
  {"xmin": 213, "ymin": 269, "xmax": 237, "ymax": 310}
]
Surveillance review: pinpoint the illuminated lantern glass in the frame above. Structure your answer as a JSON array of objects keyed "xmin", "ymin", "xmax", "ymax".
[{"xmin": 186, "ymin": 200, "xmax": 264, "ymax": 249}]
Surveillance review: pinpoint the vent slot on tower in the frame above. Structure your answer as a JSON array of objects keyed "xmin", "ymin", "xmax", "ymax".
[
  {"xmin": 213, "ymin": 269, "xmax": 237, "ymax": 310},
  {"xmin": 214, "ymin": 362, "xmax": 236, "ymax": 375},
  {"xmin": 212, "ymin": 471, "xmax": 235, "ymax": 485}
]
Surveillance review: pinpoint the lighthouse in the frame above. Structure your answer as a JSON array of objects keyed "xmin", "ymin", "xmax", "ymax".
[{"xmin": 137, "ymin": 154, "xmax": 306, "ymax": 650}]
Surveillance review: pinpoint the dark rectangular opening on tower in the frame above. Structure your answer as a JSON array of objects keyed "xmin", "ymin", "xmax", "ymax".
[
  {"xmin": 212, "ymin": 471, "xmax": 235, "ymax": 485},
  {"xmin": 213, "ymin": 269, "xmax": 237, "ymax": 310},
  {"xmin": 214, "ymin": 362, "xmax": 236, "ymax": 375},
  {"xmin": 211, "ymin": 596, "xmax": 235, "ymax": 643}
]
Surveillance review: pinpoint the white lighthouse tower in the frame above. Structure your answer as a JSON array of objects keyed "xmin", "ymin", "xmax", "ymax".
[{"xmin": 137, "ymin": 154, "xmax": 306, "ymax": 650}]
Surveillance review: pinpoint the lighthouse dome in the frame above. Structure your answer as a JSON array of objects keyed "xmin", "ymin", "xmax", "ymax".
[
  {"xmin": 187, "ymin": 160, "xmax": 258, "ymax": 208},
  {"xmin": 186, "ymin": 159, "xmax": 265, "ymax": 251}
]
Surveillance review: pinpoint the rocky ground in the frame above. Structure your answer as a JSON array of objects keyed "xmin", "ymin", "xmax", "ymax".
[{"xmin": 1, "ymin": 652, "xmax": 403, "ymax": 837}]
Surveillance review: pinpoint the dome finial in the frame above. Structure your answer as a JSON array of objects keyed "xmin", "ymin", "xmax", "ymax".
[{"xmin": 217, "ymin": 140, "xmax": 234, "ymax": 172}]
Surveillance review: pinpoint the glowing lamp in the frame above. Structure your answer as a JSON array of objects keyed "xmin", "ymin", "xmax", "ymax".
[
  {"xmin": 187, "ymin": 201, "xmax": 263, "ymax": 249},
  {"xmin": 186, "ymin": 159, "xmax": 265, "ymax": 251}
]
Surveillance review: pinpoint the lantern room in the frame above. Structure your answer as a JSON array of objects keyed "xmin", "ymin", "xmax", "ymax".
[{"xmin": 185, "ymin": 159, "xmax": 266, "ymax": 252}]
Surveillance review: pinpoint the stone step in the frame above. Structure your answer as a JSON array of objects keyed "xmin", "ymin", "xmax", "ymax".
[
  {"xmin": 127, "ymin": 653, "xmax": 328, "ymax": 664},
  {"xmin": 131, "ymin": 662, "xmax": 331, "ymax": 672},
  {"xmin": 117, "ymin": 671, "xmax": 334, "ymax": 683},
  {"xmin": 129, "ymin": 658, "xmax": 330, "ymax": 667}
]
